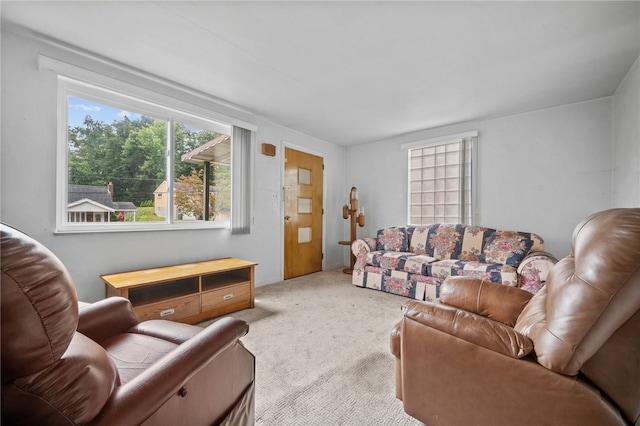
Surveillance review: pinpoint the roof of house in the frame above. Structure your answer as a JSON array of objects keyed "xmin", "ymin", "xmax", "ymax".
[
  {"xmin": 68, "ymin": 184, "xmax": 113, "ymax": 206},
  {"xmin": 113, "ymin": 202, "xmax": 137, "ymax": 211},
  {"xmin": 67, "ymin": 198, "xmax": 115, "ymax": 213},
  {"xmin": 68, "ymin": 184, "xmax": 136, "ymax": 211}
]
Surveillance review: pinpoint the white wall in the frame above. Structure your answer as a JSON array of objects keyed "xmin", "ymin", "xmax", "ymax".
[
  {"xmin": 346, "ymin": 98, "xmax": 614, "ymax": 259},
  {"xmin": 0, "ymin": 29, "xmax": 346, "ymax": 302},
  {"xmin": 613, "ymin": 55, "xmax": 640, "ymax": 206}
]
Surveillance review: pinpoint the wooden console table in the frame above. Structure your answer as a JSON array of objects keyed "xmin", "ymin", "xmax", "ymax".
[{"xmin": 101, "ymin": 257, "xmax": 257, "ymax": 324}]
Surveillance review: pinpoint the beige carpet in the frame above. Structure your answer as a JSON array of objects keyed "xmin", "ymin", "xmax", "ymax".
[{"xmin": 199, "ymin": 268, "xmax": 424, "ymax": 426}]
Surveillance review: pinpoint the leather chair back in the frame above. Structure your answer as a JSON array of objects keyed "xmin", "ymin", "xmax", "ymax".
[
  {"xmin": 515, "ymin": 208, "xmax": 640, "ymax": 422},
  {"xmin": 1, "ymin": 224, "xmax": 79, "ymax": 381},
  {"xmin": 1, "ymin": 224, "xmax": 119, "ymax": 425}
]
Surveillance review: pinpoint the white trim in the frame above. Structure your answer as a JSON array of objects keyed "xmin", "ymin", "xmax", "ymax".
[
  {"xmin": 55, "ymin": 75, "xmax": 241, "ymax": 233},
  {"xmin": 166, "ymin": 118, "xmax": 176, "ymax": 223},
  {"xmin": 400, "ymin": 130, "xmax": 479, "ymax": 151},
  {"xmin": 38, "ymin": 54, "xmax": 256, "ymax": 132},
  {"xmin": 5, "ymin": 21, "xmax": 253, "ymax": 118},
  {"xmin": 469, "ymin": 137, "xmax": 479, "ymax": 225},
  {"xmin": 55, "ymin": 221, "xmax": 232, "ymax": 235},
  {"xmin": 67, "ymin": 199, "xmax": 115, "ymax": 213}
]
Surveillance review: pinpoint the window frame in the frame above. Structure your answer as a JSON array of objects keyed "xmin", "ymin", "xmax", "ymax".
[
  {"xmin": 44, "ymin": 54, "xmax": 255, "ymax": 233},
  {"xmin": 403, "ymin": 131, "xmax": 478, "ymax": 226}
]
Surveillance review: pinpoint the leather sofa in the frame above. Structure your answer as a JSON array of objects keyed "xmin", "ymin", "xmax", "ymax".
[
  {"xmin": 391, "ymin": 208, "xmax": 640, "ymax": 425},
  {"xmin": 1, "ymin": 223, "xmax": 255, "ymax": 426}
]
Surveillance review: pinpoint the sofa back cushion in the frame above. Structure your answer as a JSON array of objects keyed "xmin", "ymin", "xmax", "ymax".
[
  {"xmin": 380, "ymin": 224, "xmax": 543, "ymax": 266},
  {"xmin": 458, "ymin": 226, "xmax": 494, "ymax": 261},
  {"xmin": 376, "ymin": 227, "xmax": 408, "ymax": 251},
  {"xmin": 409, "ymin": 224, "xmax": 494, "ymax": 261},
  {"xmin": 410, "ymin": 224, "xmax": 465, "ymax": 259},
  {"xmin": 479, "ymin": 230, "xmax": 534, "ymax": 267},
  {"xmin": 407, "ymin": 226, "xmax": 431, "ymax": 255}
]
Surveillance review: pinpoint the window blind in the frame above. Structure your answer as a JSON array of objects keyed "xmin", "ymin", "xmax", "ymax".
[{"xmin": 231, "ymin": 126, "xmax": 254, "ymax": 234}]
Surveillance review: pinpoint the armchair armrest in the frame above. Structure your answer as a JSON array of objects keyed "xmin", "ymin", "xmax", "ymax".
[
  {"xmin": 90, "ymin": 317, "xmax": 250, "ymax": 426},
  {"xmin": 402, "ymin": 300, "xmax": 533, "ymax": 359},
  {"xmin": 77, "ymin": 297, "xmax": 140, "ymax": 343},
  {"xmin": 440, "ymin": 276, "xmax": 533, "ymax": 327},
  {"xmin": 126, "ymin": 319, "xmax": 202, "ymax": 345}
]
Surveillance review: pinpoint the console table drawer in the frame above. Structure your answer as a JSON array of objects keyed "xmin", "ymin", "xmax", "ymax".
[
  {"xmin": 202, "ymin": 282, "xmax": 251, "ymax": 315},
  {"xmin": 134, "ymin": 294, "xmax": 200, "ymax": 321}
]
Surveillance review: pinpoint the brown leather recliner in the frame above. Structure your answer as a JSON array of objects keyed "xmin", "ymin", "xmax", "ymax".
[
  {"xmin": 1, "ymin": 223, "xmax": 255, "ymax": 426},
  {"xmin": 391, "ymin": 208, "xmax": 640, "ymax": 426}
]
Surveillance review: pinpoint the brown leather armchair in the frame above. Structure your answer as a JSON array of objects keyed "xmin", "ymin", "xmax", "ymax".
[
  {"xmin": 391, "ymin": 208, "xmax": 640, "ymax": 426},
  {"xmin": 1, "ymin": 223, "xmax": 255, "ymax": 426}
]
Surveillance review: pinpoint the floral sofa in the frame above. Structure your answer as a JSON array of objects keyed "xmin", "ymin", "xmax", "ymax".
[{"xmin": 351, "ymin": 224, "xmax": 557, "ymax": 301}]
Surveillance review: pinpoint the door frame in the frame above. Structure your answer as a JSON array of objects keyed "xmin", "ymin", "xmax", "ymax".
[{"xmin": 280, "ymin": 141, "xmax": 326, "ymax": 279}]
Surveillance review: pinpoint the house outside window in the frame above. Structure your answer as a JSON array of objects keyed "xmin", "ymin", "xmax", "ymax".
[
  {"xmin": 51, "ymin": 67, "xmax": 254, "ymax": 233},
  {"xmin": 404, "ymin": 131, "xmax": 478, "ymax": 225}
]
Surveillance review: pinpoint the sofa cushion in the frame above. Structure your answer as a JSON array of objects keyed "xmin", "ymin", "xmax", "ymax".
[
  {"xmin": 411, "ymin": 224, "xmax": 465, "ymax": 259},
  {"xmin": 361, "ymin": 266, "xmax": 442, "ymax": 300},
  {"xmin": 404, "ymin": 254, "xmax": 438, "ymax": 274},
  {"xmin": 479, "ymin": 231, "xmax": 533, "ymax": 266},
  {"xmin": 368, "ymin": 251, "xmax": 408, "ymax": 270},
  {"xmin": 362, "ymin": 267, "xmax": 417, "ymax": 298},
  {"xmin": 431, "ymin": 260, "xmax": 519, "ymax": 286},
  {"xmin": 410, "ymin": 224, "xmax": 495, "ymax": 261},
  {"xmin": 428, "ymin": 224, "xmax": 464, "ymax": 259},
  {"xmin": 367, "ymin": 251, "xmax": 436, "ymax": 275},
  {"xmin": 408, "ymin": 225, "xmax": 431, "ymax": 255},
  {"xmin": 376, "ymin": 227, "xmax": 408, "ymax": 251},
  {"xmin": 459, "ymin": 226, "xmax": 494, "ymax": 261}
]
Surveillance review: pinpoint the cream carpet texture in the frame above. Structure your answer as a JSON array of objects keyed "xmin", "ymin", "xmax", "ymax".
[{"xmin": 199, "ymin": 268, "xmax": 424, "ymax": 426}]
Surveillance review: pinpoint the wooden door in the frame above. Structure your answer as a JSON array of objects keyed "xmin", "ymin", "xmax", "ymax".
[{"xmin": 284, "ymin": 148, "xmax": 323, "ymax": 279}]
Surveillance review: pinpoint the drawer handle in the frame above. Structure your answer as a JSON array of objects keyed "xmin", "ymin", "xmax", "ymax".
[
  {"xmin": 160, "ymin": 308, "xmax": 175, "ymax": 317},
  {"xmin": 223, "ymin": 293, "xmax": 234, "ymax": 301}
]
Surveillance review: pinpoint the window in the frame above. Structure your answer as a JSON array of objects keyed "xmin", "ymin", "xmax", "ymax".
[
  {"xmin": 51, "ymin": 67, "xmax": 254, "ymax": 233},
  {"xmin": 405, "ymin": 132, "xmax": 477, "ymax": 225}
]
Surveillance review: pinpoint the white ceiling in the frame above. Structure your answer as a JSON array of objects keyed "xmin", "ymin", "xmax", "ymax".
[{"xmin": 2, "ymin": 1, "xmax": 639, "ymax": 146}]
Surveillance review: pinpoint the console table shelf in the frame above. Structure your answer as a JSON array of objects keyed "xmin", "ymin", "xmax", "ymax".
[{"xmin": 101, "ymin": 257, "xmax": 257, "ymax": 324}]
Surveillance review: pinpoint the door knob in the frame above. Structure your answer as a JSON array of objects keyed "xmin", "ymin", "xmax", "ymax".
[{"xmin": 284, "ymin": 215, "xmax": 291, "ymax": 220}]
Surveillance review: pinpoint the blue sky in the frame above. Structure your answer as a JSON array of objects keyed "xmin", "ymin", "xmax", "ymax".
[{"xmin": 68, "ymin": 96, "xmax": 142, "ymax": 128}]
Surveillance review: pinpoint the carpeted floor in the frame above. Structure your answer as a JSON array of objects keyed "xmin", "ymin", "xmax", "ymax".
[{"xmin": 199, "ymin": 268, "xmax": 424, "ymax": 426}]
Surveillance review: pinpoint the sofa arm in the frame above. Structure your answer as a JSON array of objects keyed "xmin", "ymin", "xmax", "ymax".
[
  {"xmin": 351, "ymin": 238, "xmax": 376, "ymax": 270},
  {"xmin": 351, "ymin": 238, "xmax": 376, "ymax": 256},
  {"xmin": 77, "ymin": 297, "xmax": 140, "ymax": 343},
  {"xmin": 439, "ymin": 276, "xmax": 533, "ymax": 327},
  {"xmin": 402, "ymin": 300, "xmax": 533, "ymax": 359},
  {"xmin": 517, "ymin": 251, "xmax": 558, "ymax": 293},
  {"xmin": 90, "ymin": 317, "xmax": 250, "ymax": 426}
]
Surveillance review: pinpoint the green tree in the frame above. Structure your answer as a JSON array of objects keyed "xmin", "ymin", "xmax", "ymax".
[
  {"xmin": 67, "ymin": 111, "xmax": 229, "ymax": 218},
  {"xmin": 118, "ymin": 119, "xmax": 167, "ymax": 205},
  {"xmin": 68, "ymin": 116, "xmax": 121, "ymax": 186},
  {"xmin": 174, "ymin": 169, "xmax": 216, "ymax": 220}
]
